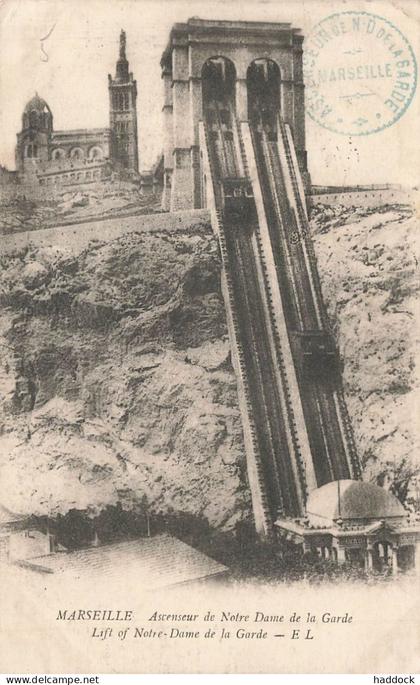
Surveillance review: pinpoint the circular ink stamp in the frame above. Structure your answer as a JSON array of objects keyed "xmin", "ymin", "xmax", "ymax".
[{"xmin": 303, "ymin": 11, "xmax": 417, "ymax": 135}]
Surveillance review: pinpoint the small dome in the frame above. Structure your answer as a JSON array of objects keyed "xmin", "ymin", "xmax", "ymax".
[
  {"xmin": 24, "ymin": 93, "xmax": 51, "ymax": 115},
  {"xmin": 306, "ymin": 480, "xmax": 405, "ymax": 526}
]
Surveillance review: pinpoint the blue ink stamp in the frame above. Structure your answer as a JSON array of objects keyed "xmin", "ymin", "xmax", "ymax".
[{"xmin": 303, "ymin": 11, "xmax": 417, "ymax": 135}]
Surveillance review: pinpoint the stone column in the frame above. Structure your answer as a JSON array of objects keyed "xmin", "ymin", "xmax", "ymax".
[
  {"xmin": 281, "ymin": 79, "xmax": 294, "ymax": 128},
  {"xmin": 236, "ymin": 78, "xmax": 248, "ymax": 121},
  {"xmin": 171, "ymin": 45, "xmax": 195, "ymax": 210},
  {"xmin": 190, "ymin": 78, "xmax": 203, "ymax": 208},
  {"xmin": 336, "ymin": 546, "xmax": 346, "ymax": 564},
  {"xmin": 365, "ymin": 546, "xmax": 373, "ymax": 571},
  {"xmin": 161, "ymin": 68, "xmax": 173, "ymax": 212},
  {"xmin": 391, "ymin": 545, "xmax": 399, "ymax": 575}
]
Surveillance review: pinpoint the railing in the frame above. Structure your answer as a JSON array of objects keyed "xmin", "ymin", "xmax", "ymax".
[
  {"xmin": 277, "ymin": 119, "xmax": 328, "ymax": 329},
  {"xmin": 199, "ymin": 120, "xmax": 273, "ymax": 537},
  {"xmin": 242, "ymin": 130, "xmax": 310, "ymax": 504},
  {"xmin": 277, "ymin": 119, "xmax": 361, "ymax": 481},
  {"xmin": 253, "ymin": 216, "xmax": 309, "ymax": 502},
  {"xmin": 336, "ymin": 390, "xmax": 363, "ymax": 479}
]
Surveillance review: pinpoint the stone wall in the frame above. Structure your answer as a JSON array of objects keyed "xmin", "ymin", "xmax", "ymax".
[{"xmin": 310, "ymin": 188, "xmax": 418, "ymax": 209}]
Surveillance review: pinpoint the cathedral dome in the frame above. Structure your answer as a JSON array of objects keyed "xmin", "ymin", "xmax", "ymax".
[
  {"xmin": 306, "ymin": 480, "xmax": 406, "ymax": 527},
  {"xmin": 22, "ymin": 94, "xmax": 52, "ymax": 131},
  {"xmin": 24, "ymin": 93, "xmax": 51, "ymax": 114}
]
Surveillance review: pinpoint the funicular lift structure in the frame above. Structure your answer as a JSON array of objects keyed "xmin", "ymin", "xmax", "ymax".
[{"xmin": 199, "ymin": 54, "xmax": 360, "ymax": 536}]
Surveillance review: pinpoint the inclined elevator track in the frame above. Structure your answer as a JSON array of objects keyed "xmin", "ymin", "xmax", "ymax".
[
  {"xmin": 203, "ymin": 98, "xmax": 361, "ymax": 523},
  {"xmin": 252, "ymin": 126, "xmax": 357, "ymax": 485}
]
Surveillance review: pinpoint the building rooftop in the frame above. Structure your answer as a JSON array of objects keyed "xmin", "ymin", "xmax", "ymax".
[
  {"xmin": 184, "ymin": 17, "xmax": 294, "ymax": 29},
  {"xmin": 52, "ymin": 128, "xmax": 110, "ymax": 138},
  {"xmin": 19, "ymin": 533, "xmax": 228, "ymax": 589},
  {"xmin": 306, "ymin": 480, "xmax": 406, "ymax": 525},
  {"xmin": 24, "ymin": 93, "xmax": 51, "ymax": 114},
  {"xmin": 161, "ymin": 17, "xmax": 302, "ymax": 67},
  {"xmin": 0, "ymin": 504, "xmax": 27, "ymax": 529}
]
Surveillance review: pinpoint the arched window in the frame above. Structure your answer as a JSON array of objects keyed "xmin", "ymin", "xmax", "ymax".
[
  {"xmin": 70, "ymin": 147, "xmax": 84, "ymax": 160},
  {"xmin": 88, "ymin": 146, "xmax": 103, "ymax": 160},
  {"xmin": 25, "ymin": 143, "xmax": 38, "ymax": 158},
  {"xmin": 52, "ymin": 148, "xmax": 65, "ymax": 160},
  {"xmin": 29, "ymin": 110, "xmax": 38, "ymax": 128}
]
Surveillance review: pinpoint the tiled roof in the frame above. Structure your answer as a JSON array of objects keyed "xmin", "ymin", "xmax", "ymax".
[
  {"xmin": 27, "ymin": 534, "xmax": 228, "ymax": 588},
  {"xmin": 0, "ymin": 504, "xmax": 26, "ymax": 528}
]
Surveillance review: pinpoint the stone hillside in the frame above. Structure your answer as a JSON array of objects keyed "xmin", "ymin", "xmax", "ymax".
[
  {"xmin": 0, "ymin": 201, "xmax": 418, "ymax": 533},
  {"xmin": 312, "ymin": 202, "xmax": 419, "ymax": 507}
]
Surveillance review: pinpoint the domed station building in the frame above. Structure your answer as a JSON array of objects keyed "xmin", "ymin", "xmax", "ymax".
[{"xmin": 275, "ymin": 480, "xmax": 420, "ymax": 574}]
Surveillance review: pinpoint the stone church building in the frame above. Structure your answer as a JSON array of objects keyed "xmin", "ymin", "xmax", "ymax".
[{"xmin": 15, "ymin": 30, "xmax": 138, "ymax": 187}]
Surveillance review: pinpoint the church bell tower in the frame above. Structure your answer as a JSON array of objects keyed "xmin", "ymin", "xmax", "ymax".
[{"xmin": 108, "ymin": 30, "xmax": 139, "ymax": 172}]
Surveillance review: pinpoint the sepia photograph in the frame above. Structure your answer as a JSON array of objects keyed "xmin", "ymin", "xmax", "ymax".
[{"xmin": 0, "ymin": 0, "xmax": 419, "ymax": 675}]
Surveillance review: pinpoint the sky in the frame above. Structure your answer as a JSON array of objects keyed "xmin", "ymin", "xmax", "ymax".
[{"xmin": 0, "ymin": 0, "xmax": 419, "ymax": 186}]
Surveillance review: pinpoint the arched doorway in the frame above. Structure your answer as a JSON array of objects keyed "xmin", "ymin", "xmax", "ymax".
[
  {"xmin": 372, "ymin": 540, "xmax": 393, "ymax": 571},
  {"xmin": 345, "ymin": 547, "xmax": 365, "ymax": 568},
  {"xmin": 201, "ymin": 57, "xmax": 238, "ymax": 178},
  {"xmin": 247, "ymin": 58, "xmax": 281, "ymax": 137},
  {"xmin": 202, "ymin": 57, "xmax": 236, "ymax": 113}
]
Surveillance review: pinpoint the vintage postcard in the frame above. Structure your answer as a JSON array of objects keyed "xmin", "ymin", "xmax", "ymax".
[{"xmin": 0, "ymin": 0, "xmax": 419, "ymax": 675}]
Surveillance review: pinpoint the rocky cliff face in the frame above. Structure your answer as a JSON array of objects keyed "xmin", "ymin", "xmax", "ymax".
[
  {"xmin": 0, "ymin": 180, "xmax": 161, "ymax": 234},
  {"xmin": 0, "ymin": 223, "xmax": 250, "ymax": 531},
  {"xmin": 312, "ymin": 203, "xmax": 419, "ymax": 507},
  {"xmin": 0, "ymin": 201, "xmax": 418, "ymax": 534}
]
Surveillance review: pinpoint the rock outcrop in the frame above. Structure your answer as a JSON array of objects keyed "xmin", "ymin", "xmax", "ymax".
[
  {"xmin": 0, "ymin": 201, "xmax": 417, "ymax": 532},
  {"xmin": 312, "ymin": 203, "xmax": 419, "ymax": 507},
  {"xmin": 0, "ymin": 223, "xmax": 250, "ymax": 530}
]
